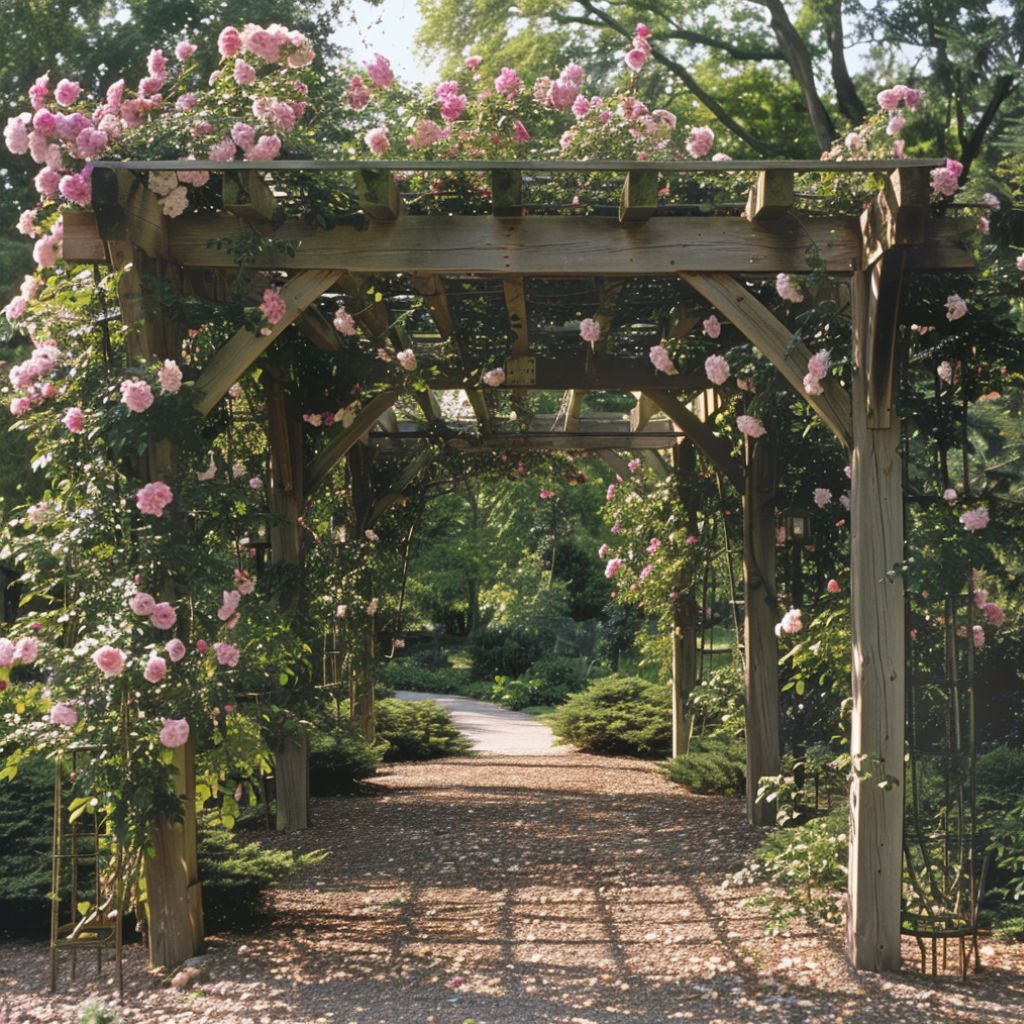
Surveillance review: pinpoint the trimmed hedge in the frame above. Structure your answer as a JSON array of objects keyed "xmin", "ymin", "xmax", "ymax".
[
  {"xmin": 550, "ymin": 675, "xmax": 672, "ymax": 756},
  {"xmin": 660, "ymin": 736, "xmax": 746, "ymax": 796},
  {"xmin": 375, "ymin": 698, "xmax": 474, "ymax": 761},
  {"xmin": 308, "ymin": 726, "xmax": 381, "ymax": 796}
]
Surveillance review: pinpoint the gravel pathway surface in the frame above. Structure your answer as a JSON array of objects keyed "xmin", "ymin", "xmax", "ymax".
[
  {"xmin": 393, "ymin": 691, "xmax": 568, "ymax": 755},
  {"xmin": 3, "ymin": 754, "xmax": 1023, "ymax": 1023}
]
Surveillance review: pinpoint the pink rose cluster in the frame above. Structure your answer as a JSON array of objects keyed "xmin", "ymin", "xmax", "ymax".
[
  {"xmin": 481, "ymin": 367, "xmax": 505, "ymax": 387},
  {"xmin": 2, "ymin": 272, "xmax": 43, "ymax": 322},
  {"xmin": 775, "ymin": 608, "xmax": 803, "ymax": 637},
  {"xmin": 776, "ymin": 273, "xmax": 804, "ymax": 303},
  {"xmin": 736, "ymin": 414, "xmax": 767, "ymax": 439},
  {"xmin": 704, "ymin": 354, "xmax": 730, "ymax": 386},
  {"xmin": 625, "ymin": 22, "xmax": 652, "ymax": 73},
  {"xmin": 959, "ymin": 506, "xmax": 989, "ymax": 532},
  {"xmin": 930, "ymin": 158, "xmax": 963, "ymax": 199},
  {"xmin": 260, "ymin": 286, "xmax": 286, "ymax": 325},
  {"xmin": 218, "ymin": 24, "xmax": 315, "ymax": 68},
  {"xmin": 579, "ymin": 318, "xmax": 601, "ymax": 345},
  {"xmin": 136, "ymin": 480, "xmax": 174, "ymax": 517},
  {"xmin": 6, "ymin": 341, "xmax": 60, "ymax": 417},
  {"xmin": 649, "ymin": 344, "xmax": 677, "ymax": 376},
  {"xmin": 0, "ymin": 635, "xmax": 40, "ymax": 680},
  {"xmin": 129, "ymin": 591, "xmax": 178, "ymax": 630},
  {"xmin": 804, "ymin": 348, "xmax": 830, "ymax": 396}
]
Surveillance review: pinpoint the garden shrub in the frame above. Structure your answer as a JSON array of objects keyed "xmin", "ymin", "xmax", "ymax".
[
  {"xmin": 197, "ymin": 815, "xmax": 325, "ymax": 931},
  {"xmin": 550, "ymin": 675, "xmax": 672, "ymax": 756},
  {"xmin": 490, "ymin": 655, "xmax": 590, "ymax": 710},
  {"xmin": 0, "ymin": 752, "xmax": 53, "ymax": 935},
  {"xmin": 78, "ymin": 1000, "xmax": 125, "ymax": 1024},
  {"xmin": 468, "ymin": 626, "xmax": 541, "ymax": 680},
  {"xmin": 381, "ymin": 658, "xmax": 465, "ymax": 694},
  {"xmin": 307, "ymin": 726, "xmax": 381, "ymax": 796},
  {"xmin": 660, "ymin": 736, "xmax": 746, "ymax": 796},
  {"xmin": 375, "ymin": 698, "xmax": 473, "ymax": 761}
]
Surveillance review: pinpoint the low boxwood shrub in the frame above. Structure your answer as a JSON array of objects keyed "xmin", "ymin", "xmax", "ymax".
[
  {"xmin": 375, "ymin": 697, "xmax": 473, "ymax": 761},
  {"xmin": 660, "ymin": 736, "xmax": 746, "ymax": 796},
  {"xmin": 198, "ymin": 815, "xmax": 325, "ymax": 930},
  {"xmin": 550, "ymin": 675, "xmax": 672, "ymax": 756},
  {"xmin": 307, "ymin": 726, "xmax": 381, "ymax": 796}
]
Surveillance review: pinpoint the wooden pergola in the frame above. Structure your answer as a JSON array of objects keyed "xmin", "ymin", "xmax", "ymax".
[{"xmin": 63, "ymin": 157, "xmax": 972, "ymax": 973}]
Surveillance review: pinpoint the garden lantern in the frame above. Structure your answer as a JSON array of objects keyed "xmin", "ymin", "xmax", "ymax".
[
  {"xmin": 782, "ymin": 506, "xmax": 812, "ymax": 545},
  {"xmin": 240, "ymin": 516, "xmax": 272, "ymax": 572}
]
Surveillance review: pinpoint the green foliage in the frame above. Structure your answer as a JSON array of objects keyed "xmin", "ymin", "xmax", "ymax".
[
  {"xmin": 489, "ymin": 655, "xmax": 590, "ymax": 710},
  {"xmin": 374, "ymin": 698, "xmax": 473, "ymax": 761},
  {"xmin": 689, "ymin": 660, "xmax": 745, "ymax": 738},
  {"xmin": 78, "ymin": 1000, "xmax": 125, "ymax": 1024},
  {"xmin": 307, "ymin": 727, "xmax": 381, "ymax": 797},
  {"xmin": 0, "ymin": 751, "xmax": 53, "ymax": 934},
  {"xmin": 469, "ymin": 626, "xmax": 542, "ymax": 681},
  {"xmin": 381, "ymin": 658, "xmax": 466, "ymax": 694},
  {"xmin": 660, "ymin": 736, "xmax": 746, "ymax": 796},
  {"xmin": 550, "ymin": 675, "xmax": 672, "ymax": 756},
  {"xmin": 740, "ymin": 809, "xmax": 849, "ymax": 934},
  {"xmin": 197, "ymin": 815, "xmax": 325, "ymax": 931}
]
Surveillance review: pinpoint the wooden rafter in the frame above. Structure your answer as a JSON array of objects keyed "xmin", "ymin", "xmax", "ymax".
[
  {"xmin": 642, "ymin": 391, "xmax": 742, "ymax": 489},
  {"xmin": 367, "ymin": 446, "xmax": 439, "ymax": 526},
  {"xmin": 295, "ymin": 308, "xmax": 342, "ymax": 353},
  {"xmin": 408, "ymin": 273, "xmax": 454, "ymax": 338},
  {"xmin": 618, "ymin": 170, "xmax": 658, "ymax": 225},
  {"xmin": 92, "ymin": 168, "xmax": 168, "ymax": 259},
  {"xmin": 64, "ymin": 209, "xmax": 974, "ymax": 275},
  {"xmin": 195, "ymin": 269, "xmax": 338, "ymax": 416},
  {"xmin": 356, "ymin": 169, "xmax": 402, "ymax": 220},
  {"xmin": 223, "ymin": 170, "xmax": 276, "ymax": 223},
  {"xmin": 680, "ymin": 271, "xmax": 854, "ymax": 448},
  {"xmin": 564, "ymin": 390, "xmax": 585, "ymax": 432},
  {"xmin": 307, "ymin": 391, "xmax": 399, "ymax": 493},
  {"xmin": 745, "ymin": 169, "xmax": 794, "ymax": 222}
]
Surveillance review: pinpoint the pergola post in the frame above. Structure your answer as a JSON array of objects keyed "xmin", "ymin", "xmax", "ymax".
[
  {"xmin": 846, "ymin": 268, "xmax": 906, "ymax": 971},
  {"xmin": 670, "ymin": 443, "xmax": 698, "ymax": 757},
  {"xmin": 742, "ymin": 432, "xmax": 780, "ymax": 826},
  {"xmin": 265, "ymin": 363, "xmax": 311, "ymax": 831}
]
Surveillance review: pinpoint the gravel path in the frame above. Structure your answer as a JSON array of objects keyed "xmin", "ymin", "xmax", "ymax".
[
  {"xmin": 393, "ymin": 690, "xmax": 568, "ymax": 755},
  {"xmin": 3, "ymin": 754, "xmax": 1024, "ymax": 1023}
]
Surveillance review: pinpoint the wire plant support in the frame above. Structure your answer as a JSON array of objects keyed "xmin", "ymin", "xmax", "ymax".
[
  {"xmin": 902, "ymin": 591, "xmax": 985, "ymax": 979},
  {"xmin": 50, "ymin": 745, "xmax": 125, "ymax": 999}
]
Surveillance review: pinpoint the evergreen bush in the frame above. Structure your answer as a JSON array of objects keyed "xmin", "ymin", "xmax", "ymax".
[
  {"xmin": 550, "ymin": 675, "xmax": 672, "ymax": 756},
  {"xmin": 660, "ymin": 736, "xmax": 746, "ymax": 796},
  {"xmin": 307, "ymin": 726, "xmax": 381, "ymax": 796},
  {"xmin": 375, "ymin": 698, "xmax": 473, "ymax": 761}
]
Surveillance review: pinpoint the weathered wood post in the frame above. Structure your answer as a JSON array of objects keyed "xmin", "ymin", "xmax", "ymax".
[
  {"xmin": 670, "ymin": 443, "xmax": 699, "ymax": 757},
  {"xmin": 348, "ymin": 444, "xmax": 378, "ymax": 743},
  {"xmin": 846, "ymin": 264, "xmax": 907, "ymax": 971},
  {"xmin": 266, "ymin": 363, "xmax": 311, "ymax": 831},
  {"xmin": 742, "ymin": 432, "xmax": 780, "ymax": 826}
]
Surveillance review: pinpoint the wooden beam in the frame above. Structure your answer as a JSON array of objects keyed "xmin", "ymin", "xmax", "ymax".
[
  {"xmin": 503, "ymin": 277, "xmax": 530, "ymax": 355},
  {"xmin": 642, "ymin": 391, "xmax": 743, "ymax": 489},
  {"xmin": 92, "ymin": 167, "xmax": 168, "ymax": 259},
  {"xmin": 195, "ymin": 269, "xmax": 338, "ymax": 416},
  {"xmin": 355, "ymin": 169, "xmax": 401, "ymax": 220},
  {"xmin": 336, "ymin": 271, "xmax": 390, "ymax": 340},
  {"xmin": 596, "ymin": 450, "xmax": 631, "ymax": 478},
  {"xmin": 377, "ymin": 407, "xmax": 399, "ymax": 433},
  {"xmin": 367, "ymin": 446, "xmax": 438, "ymax": 526},
  {"xmin": 742, "ymin": 433, "xmax": 780, "ymax": 826},
  {"xmin": 681, "ymin": 271, "xmax": 853, "ymax": 448},
  {"xmin": 295, "ymin": 308, "xmax": 342, "ymax": 353},
  {"xmin": 63, "ymin": 211, "xmax": 975, "ymax": 275},
  {"xmin": 639, "ymin": 450, "xmax": 670, "ymax": 477},
  {"xmin": 745, "ymin": 170, "xmax": 794, "ymax": 222},
  {"xmin": 443, "ymin": 431, "xmax": 682, "ymax": 453},
  {"xmin": 564, "ymin": 390, "xmax": 585, "ymax": 432},
  {"xmin": 464, "ymin": 389, "xmax": 491, "ymax": 432},
  {"xmin": 847, "ymin": 268, "xmax": 905, "ymax": 972},
  {"xmin": 860, "ymin": 166, "xmax": 930, "ymax": 267},
  {"xmin": 864, "ymin": 251, "xmax": 907, "ymax": 429},
  {"xmin": 618, "ymin": 169, "xmax": 658, "ymax": 225},
  {"xmin": 307, "ymin": 391, "xmax": 399, "ymax": 493},
  {"xmin": 409, "ymin": 273, "xmax": 454, "ymax": 338},
  {"xmin": 630, "ymin": 393, "xmax": 657, "ymax": 433},
  {"xmin": 223, "ymin": 170, "xmax": 277, "ymax": 223},
  {"xmin": 491, "ymin": 169, "xmax": 523, "ymax": 217}
]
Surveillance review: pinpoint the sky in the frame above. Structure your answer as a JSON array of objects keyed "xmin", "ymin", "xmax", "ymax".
[{"xmin": 332, "ymin": 0, "xmax": 436, "ymax": 83}]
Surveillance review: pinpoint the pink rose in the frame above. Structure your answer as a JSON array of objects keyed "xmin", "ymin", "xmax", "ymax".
[
  {"xmin": 396, "ymin": 349, "xmax": 417, "ymax": 372},
  {"xmin": 62, "ymin": 407, "xmax": 84, "ymax": 433},
  {"xmin": 214, "ymin": 642, "xmax": 240, "ymax": 667},
  {"xmin": 14, "ymin": 636, "xmax": 38, "ymax": 663},
  {"xmin": 136, "ymin": 481, "xmax": 173, "ymax": 517},
  {"xmin": 604, "ymin": 558, "xmax": 623, "ymax": 579},
  {"xmin": 50, "ymin": 702, "xmax": 78, "ymax": 727},
  {"xmin": 150, "ymin": 602, "xmax": 177, "ymax": 630},
  {"xmin": 166, "ymin": 638, "xmax": 186, "ymax": 662},
  {"xmin": 260, "ymin": 286, "xmax": 286, "ymax": 325},
  {"xmin": 959, "ymin": 507, "xmax": 989, "ymax": 532},
  {"xmin": 93, "ymin": 645, "xmax": 127, "ymax": 677},
  {"xmin": 129, "ymin": 592, "xmax": 156, "ymax": 616},
  {"xmin": 159, "ymin": 718, "xmax": 190, "ymax": 748},
  {"xmin": 827, "ymin": 579, "xmax": 841, "ymax": 594},
  {"xmin": 704, "ymin": 355, "xmax": 730, "ymax": 386},
  {"xmin": 579, "ymin": 318, "xmax": 601, "ymax": 344},
  {"xmin": 365, "ymin": 125, "xmax": 389, "ymax": 156},
  {"xmin": 158, "ymin": 359, "xmax": 182, "ymax": 394},
  {"xmin": 195, "ymin": 639, "xmax": 208, "ymax": 654},
  {"xmin": 736, "ymin": 415, "xmax": 767, "ymax": 439},
  {"xmin": 649, "ymin": 344, "xmax": 677, "ymax": 376},
  {"xmin": 120, "ymin": 378, "xmax": 154, "ymax": 413},
  {"xmin": 144, "ymin": 655, "xmax": 167, "ymax": 683},
  {"xmin": 481, "ymin": 367, "xmax": 505, "ymax": 387},
  {"xmin": 702, "ymin": 314, "xmax": 721, "ymax": 339}
]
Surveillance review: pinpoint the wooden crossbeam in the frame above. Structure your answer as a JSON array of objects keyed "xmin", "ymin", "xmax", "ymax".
[
  {"xmin": 355, "ymin": 169, "xmax": 401, "ymax": 220},
  {"xmin": 92, "ymin": 168, "xmax": 168, "ymax": 259},
  {"xmin": 223, "ymin": 171, "xmax": 276, "ymax": 223},
  {"xmin": 307, "ymin": 391, "xmax": 399, "ymax": 493},
  {"xmin": 639, "ymin": 450, "xmax": 670, "ymax": 477},
  {"xmin": 63, "ymin": 211, "xmax": 975, "ymax": 275},
  {"xmin": 503, "ymin": 277, "xmax": 530, "ymax": 355},
  {"xmin": 596, "ymin": 450, "xmax": 632, "ymax": 477},
  {"xmin": 564, "ymin": 390, "xmax": 585, "ymax": 432},
  {"xmin": 630, "ymin": 392, "xmax": 657, "ymax": 433},
  {"xmin": 618, "ymin": 170, "xmax": 659, "ymax": 225},
  {"xmin": 464, "ymin": 389, "xmax": 491, "ymax": 433},
  {"xmin": 642, "ymin": 390, "xmax": 742, "ymax": 489},
  {"xmin": 860, "ymin": 166, "xmax": 930, "ymax": 267},
  {"xmin": 442, "ymin": 431, "xmax": 683, "ymax": 453},
  {"xmin": 409, "ymin": 273, "xmax": 454, "ymax": 338},
  {"xmin": 491, "ymin": 170, "xmax": 523, "ymax": 217},
  {"xmin": 295, "ymin": 308, "xmax": 342, "ymax": 352},
  {"xmin": 194, "ymin": 269, "xmax": 338, "ymax": 416},
  {"xmin": 745, "ymin": 170, "xmax": 794, "ymax": 222},
  {"xmin": 367, "ymin": 446, "xmax": 438, "ymax": 526},
  {"xmin": 680, "ymin": 271, "xmax": 853, "ymax": 448},
  {"xmin": 337, "ymin": 271, "xmax": 390, "ymax": 340}
]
